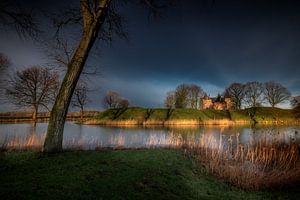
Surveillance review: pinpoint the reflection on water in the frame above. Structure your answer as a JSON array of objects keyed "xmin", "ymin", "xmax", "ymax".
[{"xmin": 0, "ymin": 122, "xmax": 299, "ymax": 150}]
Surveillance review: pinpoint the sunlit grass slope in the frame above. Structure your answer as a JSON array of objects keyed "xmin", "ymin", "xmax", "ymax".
[
  {"xmin": 0, "ymin": 150, "xmax": 298, "ymax": 200},
  {"xmin": 92, "ymin": 107, "xmax": 297, "ymax": 124}
]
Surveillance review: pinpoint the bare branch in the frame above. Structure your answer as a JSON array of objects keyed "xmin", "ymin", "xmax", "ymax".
[
  {"xmin": 0, "ymin": 1, "xmax": 40, "ymax": 38},
  {"xmin": 80, "ymin": 0, "xmax": 93, "ymax": 29},
  {"xmin": 139, "ymin": 0, "xmax": 177, "ymax": 19},
  {"xmin": 5, "ymin": 66, "xmax": 59, "ymax": 121},
  {"xmin": 264, "ymin": 81, "xmax": 291, "ymax": 107},
  {"xmin": 164, "ymin": 90, "xmax": 175, "ymax": 108},
  {"xmin": 244, "ymin": 82, "xmax": 264, "ymax": 108},
  {"xmin": 224, "ymin": 83, "xmax": 245, "ymax": 109}
]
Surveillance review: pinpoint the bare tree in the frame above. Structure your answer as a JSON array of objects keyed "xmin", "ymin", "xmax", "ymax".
[
  {"xmin": 244, "ymin": 81, "xmax": 264, "ymax": 108},
  {"xmin": 104, "ymin": 90, "xmax": 120, "ymax": 108},
  {"xmin": 6, "ymin": 66, "xmax": 59, "ymax": 122},
  {"xmin": 71, "ymin": 81, "xmax": 89, "ymax": 121},
  {"xmin": 0, "ymin": 1, "xmax": 39, "ymax": 38},
  {"xmin": 117, "ymin": 98, "xmax": 129, "ymax": 108},
  {"xmin": 164, "ymin": 91, "xmax": 175, "ymax": 108},
  {"xmin": 291, "ymin": 96, "xmax": 300, "ymax": 118},
  {"xmin": 189, "ymin": 84, "xmax": 204, "ymax": 109},
  {"xmin": 174, "ymin": 84, "xmax": 190, "ymax": 108},
  {"xmin": 264, "ymin": 81, "xmax": 291, "ymax": 107},
  {"xmin": 44, "ymin": 0, "xmax": 175, "ymax": 152},
  {"xmin": 103, "ymin": 90, "xmax": 129, "ymax": 108},
  {"xmin": 171, "ymin": 83, "xmax": 204, "ymax": 109},
  {"xmin": 224, "ymin": 83, "xmax": 245, "ymax": 109}
]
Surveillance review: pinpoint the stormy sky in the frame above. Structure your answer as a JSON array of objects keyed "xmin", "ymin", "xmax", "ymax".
[{"xmin": 1, "ymin": 0, "xmax": 300, "ymax": 111}]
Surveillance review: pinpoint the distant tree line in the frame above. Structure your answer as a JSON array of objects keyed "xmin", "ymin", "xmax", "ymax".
[
  {"xmin": 225, "ymin": 81, "xmax": 291, "ymax": 109},
  {"xmin": 3, "ymin": 64, "xmax": 297, "ymax": 120},
  {"xmin": 4, "ymin": 65, "xmax": 132, "ymax": 121},
  {"xmin": 165, "ymin": 81, "xmax": 293, "ymax": 110}
]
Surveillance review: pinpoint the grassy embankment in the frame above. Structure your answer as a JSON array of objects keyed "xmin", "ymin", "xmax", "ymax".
[
  {"xmin": 0, "ymin": 149, "xmax": 299, "ymax": 200},
  {"xmin": 85, "ymin": 107, "xmax": 299, "ymax": 126}
]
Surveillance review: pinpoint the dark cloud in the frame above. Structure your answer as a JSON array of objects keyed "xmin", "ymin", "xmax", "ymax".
[{"xmin": 1, "ymin": 0, "xmax": 300, "ymax": 110}]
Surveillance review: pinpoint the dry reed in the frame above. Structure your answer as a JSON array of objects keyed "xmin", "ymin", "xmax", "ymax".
[{"xmin": 185, "ymin": 133, "xmax": 300, "ymax": 190}]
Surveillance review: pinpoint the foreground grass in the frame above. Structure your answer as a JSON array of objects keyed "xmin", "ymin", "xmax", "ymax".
[{"xmin": 0, "ymin": 150, "xmax": 298, "ymax": 200}]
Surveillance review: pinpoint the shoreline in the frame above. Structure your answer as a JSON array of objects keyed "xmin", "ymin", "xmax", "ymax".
[
  {"xmin": 1, "ymin": 118, "xmax": 300, "ymax": 126},
  {"xmin": 83, "ymin": 119, "xmax": 300, "ymax": 127},
  {"xmin": 0, "ymin": 118, "xmax": 91, "ymax": 124}
]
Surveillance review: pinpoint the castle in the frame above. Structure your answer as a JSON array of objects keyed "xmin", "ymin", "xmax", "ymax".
[{"xmin": 201, "ymin": 94, "xmax": 232, "ymax": 110}]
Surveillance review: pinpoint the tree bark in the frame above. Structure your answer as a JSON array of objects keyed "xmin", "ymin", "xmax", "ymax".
[
  {"xmin": 32, "ymin": 105, "xmax": 38, "ymax": 123},
  {"xmin": 43, "ymin": 0, "xmax": 110, "ymax": 152}
]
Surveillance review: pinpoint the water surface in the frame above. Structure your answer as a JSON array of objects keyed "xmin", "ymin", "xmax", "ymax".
[{"xmin": 0, "ymin": 122, "xmax": 299, "ymax": 150}]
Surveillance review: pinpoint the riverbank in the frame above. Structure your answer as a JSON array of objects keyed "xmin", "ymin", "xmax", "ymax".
[
  {"xmin": 85, "ymin": 107, "xmax": 299, "ymax": 126},
  {"xmin": 0, "ymin": 149, "xmax": 298, "ymax": 200},
  {"xmin": 0, "ymin": 111, "xmax": 98, "ymax": 123}
]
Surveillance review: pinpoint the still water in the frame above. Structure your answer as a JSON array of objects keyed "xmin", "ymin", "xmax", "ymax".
[{"xmin": 0, "ymin": 122, "xmax": 299, "ymax": 150}]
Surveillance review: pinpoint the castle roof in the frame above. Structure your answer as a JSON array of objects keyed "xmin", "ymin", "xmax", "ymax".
[{"xmin": 202, "ymin": 95, "xmax": 229, "ymax": 103}]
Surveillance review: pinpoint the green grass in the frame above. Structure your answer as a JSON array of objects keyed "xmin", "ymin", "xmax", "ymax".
[
  {"xmin": 247, "ymin": 107, "xmax": 296, "ymax": 122},
  {"xmin": 0, "ymin": 150, "xmax": 298, "ymax": 200},
  {"xmin": 229, "ymin": 110, "xmax": 251, "ymax": 121},
  {"xmin": 94, "ymin": 107, "xmax": 296, "ymax": 123}
]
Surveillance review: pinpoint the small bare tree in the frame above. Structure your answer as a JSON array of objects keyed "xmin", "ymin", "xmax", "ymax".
[
  {"xmin": 104, "ymin": 90, "xmax": 120, "ymax": 108},
  {"xmin": 264, "ymin": 81, "xmax": 291, "ymax": 107},
  {"xmin": 224, "ymin": 83, "xmax": 245, "ymax": 109},
  {"xmin": 6, "ymin": 66, "xmax": 59, "ymax": 122},
  {"xmin": 189, "ymin": 84, "xmax": 204, "ymax": 109},
  {"xmin": 172, "ymin": 83, "xmax": 204, "ymax": 109},
  {"xmin": 291, "ymin": 96, "xmax": 300, "ymax": 118},
  {"xmin": 164, "ymin": 91, "xmax": 175, "ymax": 108},
  {"xmin": 174, "ymin": 84, "xmax": 190, "ymax": 108},
  {"xmin": 71, "ymin": 81, "xmax": 89, "ymax": 121},
  {"xmin": 117, "ymin": 98, "xmax": 129, "ymax": 108},
  {"xmin": 244, "ymin": 81, "xmax": 264, "ymax": 108}
]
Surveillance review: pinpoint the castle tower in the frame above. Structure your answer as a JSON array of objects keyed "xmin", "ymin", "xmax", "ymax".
[
  {"xmin": 201, "ymin": 95, "xmax": 213, "ymax": 109},
  {"xmin": 224, "ymin": 97, "xmax": 232, "ymax": 110}
]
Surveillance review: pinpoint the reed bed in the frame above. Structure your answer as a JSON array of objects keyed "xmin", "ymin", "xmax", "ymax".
[
  {"xmin": 0, "ymin": 131, "xmax": 188, "ymax": 151},
  {"xmin": 185, "ymin": 133, "xmax": 300, "ymax": 190},
  {"xmin": 0, "ymin": 134, "xmax": 44, "ymax": 151}
]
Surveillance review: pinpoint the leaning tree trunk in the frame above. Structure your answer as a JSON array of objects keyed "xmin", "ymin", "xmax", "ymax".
[
  {"xmin": 32, "ymin": 105, "xmax": 38, "ymax": 123},
  {"xmin": 43, "ymin": 0, "xmax": 110, "ymax": 152}
]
